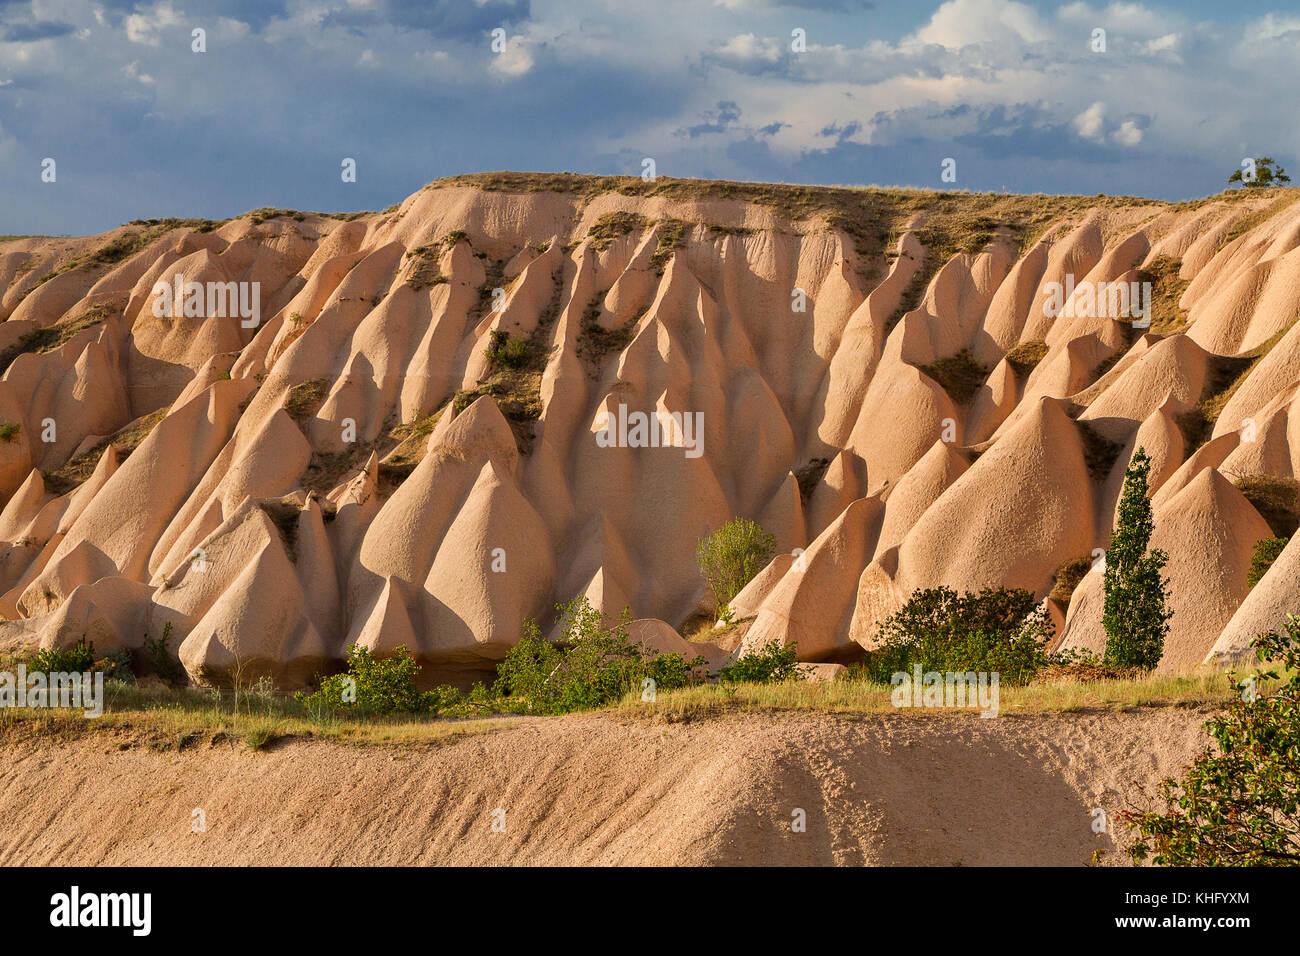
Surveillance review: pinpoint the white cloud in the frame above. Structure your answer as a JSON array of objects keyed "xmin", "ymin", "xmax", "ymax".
[
  {"xmin": 906, "ymin": 0, "xmax": 1049, "ymax": 49},
  {"xmin": 488, "ymin": 36, "xmax": 535, "ymax": 78},
  {"xmin": 1243, "ymin": 14, "xmax": 1300, "ymax": 43},
  {"xmin": 125, "ymin": 1, "xmax": 184, "ymax": 47},
  {"xmin": 122, "ymin": 61, "xmax": 156, "ymax": 85},
  {"xmin": 1072, "ymin": 101, "xmax": 1107, "ymax": 140},
  {"xmin": 1143, "ymin": 32, "xmax": 1179, "ymax": 53},
  {"xmin": 1112, "ymin": 119, "xmax": 1143, "ymax": 146}
]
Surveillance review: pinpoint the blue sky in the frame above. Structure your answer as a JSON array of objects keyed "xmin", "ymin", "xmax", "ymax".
[{"xmin": 1, "ymin": 0, "xmax": 1297, "ymax": 236}]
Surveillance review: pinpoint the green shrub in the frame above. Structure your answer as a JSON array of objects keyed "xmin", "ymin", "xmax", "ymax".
[
  {"xmin": 483, "ymin": 329, "xmax": 532, "ymax": 369},
  {"xmin": 94, "ymin": 648, "xmax": 135, "ymax": 681},
  {"xmin": 494, "ymin": 596, "xmax": 705, "ymax": 714},
  {"xmin": 1248, "ymin": 537, "xmax": 1289, "ymax": 588},
  {"xmin": 0, "ymin": 420, "xmax": 19, "ymax": 443},
  {"xmin": 142, "ymin": 621, "xmax": 187, "ymax": 685},
  {"xmin": 28, "ymin": 639, "xmax": 96, "ymax": 674},
  {"xmin": 1103, "ymin": 448, "xmax": 1172, "ymax": 670},
  {"xmin": 1124, "ymin": 616, "xmax": 1300, "ymax": 865},
  {"xmin": 297, "ymin": 644, "xmax": 428, "ymax": 715},
  {"xmin": 1049, "ymin": 555, "xmax": 1093, "ymax": 605},
  {"xmin": 697, "ymin": 517, "xmax": 775, "ymax": 622},
  {"xmin": 861, "ymin": 586, "xmax": 1055, "ymax": 685},
  {"xmin": 717, "ymin": 640, "xmax": 801, "ymax": 685}
]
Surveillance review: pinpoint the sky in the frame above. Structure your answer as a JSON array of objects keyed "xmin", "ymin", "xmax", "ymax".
[{"xmin": 0, "ymin": 0, "xmax": 1297, "ymax": 236}]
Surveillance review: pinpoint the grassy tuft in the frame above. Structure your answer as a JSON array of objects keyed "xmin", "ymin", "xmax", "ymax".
[
  {"xmin": 1004, "ymin": 340, "xmax": 1049, "ymax": 377},
  {"xmin": 919, "ymin": 349, "xmax": 989, "ymax": 404},
  {"xmin": 1231, "ymin": 474, "xmax": 1300, "ymax": 537}
]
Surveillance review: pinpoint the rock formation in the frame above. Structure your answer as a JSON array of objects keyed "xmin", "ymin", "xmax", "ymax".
[{"xmin": 4, "ymin": 174, "xmax": 1299, "ymax": 683}]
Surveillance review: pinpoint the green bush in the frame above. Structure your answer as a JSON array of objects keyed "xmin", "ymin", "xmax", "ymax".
[
  {"xmin": 1124, "ymin": 616, "xmax": 1300, "ymax": 865},
  {"xmin": 0, "ymin": 420, "xmax": 19, "ymax": 443},
  {"xmin": 483, "ymin": 329, "xmax": 532, "ymax": 369},
  {"xmin": 494, "ymin": 596, "xmax": 705, "ymax": 714},
  {"xmin": 142, "ymin": 621, "xmax": 187, "ymax": 685},
  {"xmin": 297, "ymin": 644, "xmax": 429, "ymax": 715},
  {"xmin": 28, "ymin": 639, "xmax": 96, "ymax": 674},
  {"xmin": 861, "ymin": 586, "xmax": 1055, "ymax": 685},
  {"xmin": 94, "ymin": 648, "xmax": 135, "ymax": 681},
  {"xmin": 717, "ymin": 640, "xmax": 801, "ymax": 685},
  {"xmin": 1248, "ymin": 536, "xmax": 1289, "ymax": 588},
  {"xmin": 697, "ymin": 517, "xmax": 775, "ymax": 622},
  {"xmin": 297, "ymin": 598, "xmax": 709, "ymax": 719}
]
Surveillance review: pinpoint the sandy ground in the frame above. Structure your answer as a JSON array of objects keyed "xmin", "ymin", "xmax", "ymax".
[{"xmin": 0, "ymin": 708, "xmax": 1213, "ymax": 866}]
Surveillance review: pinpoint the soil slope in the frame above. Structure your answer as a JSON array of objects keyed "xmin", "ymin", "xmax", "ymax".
[{"xmin": 0, "ymin": 708, "xmax": 1210, "ymax": 866}]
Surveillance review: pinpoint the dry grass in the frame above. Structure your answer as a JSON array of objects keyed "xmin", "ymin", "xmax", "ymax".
[
  {"xmin": 403, "ymin": 231, "xmax": 466, "ymax": 290},
  {"xmin": 382, "ymin": 409, "xmax": 444, "ymax": 470},
  {"xmin": 577, "ymin": 289, "xmax": 637, "ymax": 370},
  {"xmin": 43, "ymin": 406, "xmax": 169, "ymax": 495},
  {"xmin": 1217, "ymin": 189, "xmax": 1300, "ymax": 248},
  {"xmin": 13, "ymin": 224, "xmax": 187, "ymax": 305},
  {"xmin": 0, "ymin": 679, "xmax": 515, "ymax": 751},
  {"xmin": 649, "ymin": 218, "xmax": 688, "ymax": 275},
  {"xmin": 452, "ymin": 370, "xmax": 543, "ymax": 453},
  {"xmin": 0, "ymin": 662, "xmax": 1275, "ymax": 752},
  {"xmin": 0, "ymin": 300, "xmax": 122, "ymax": 374},
  {"xmin": 586, "ymin": 211, "xmax": 653, "ymax": 251},
  {"xmin": 1230, "ymin": 473, "xmax": 1300, "ymax": 537},
  {"xmin": 446, "ymin": 173, "xmax": 1151, "ymax": 272},
  {"xmin": 1076, "ymin": 418, "xmax": 1123, "ymax": 482},
  {"xmin": 1049, "ymin": 555, "xmax": 1094, "ymax": 605},
  {"xmin": 617, "ymin": 668, "xmax": 1269, "ymax": 723},
  {"xmin": 919, "ymin": 349, "xmax": 989, "ymax": 404},
  {"xmin": 1139, "ymin": 255, "xmax": 1190, "ymax": 334},
  {"xmin": 1176, "ymin": 350, "xmax": 1269, "ymax": 453},
  {"xmin": 1004, "ymin": 340, "xmax": 1048, "ymax": 377},
  {"xmin": 0, "ymin": 706, "xmax": 515, "ymax": 751},
  {"xmin": 282, "ymin": 378, "xmax": 329, "ymax": 424}
]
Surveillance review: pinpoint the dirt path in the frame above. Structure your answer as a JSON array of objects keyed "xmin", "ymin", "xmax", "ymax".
[{"xmin": 0, "ymin": 708, "xmax": 1212, "ymax": 865}]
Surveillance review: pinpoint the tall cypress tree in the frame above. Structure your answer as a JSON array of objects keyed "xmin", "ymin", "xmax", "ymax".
[{"xmin": 1103, "ymin": 447, "xmax": 1173, "ymax": 669}]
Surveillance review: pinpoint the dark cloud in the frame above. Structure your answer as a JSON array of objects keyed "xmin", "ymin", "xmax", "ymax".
[
  {"xmin": 730, "ymin": 0, "xmax": 875, "ymax": 9},
  {"xmin": 88, "ymin": 1, "xmax": 291, "ymax": 30},
  {"xmin": 818, "ymin": 120, "xmax": 861, "ymax": 142},
  {"xmin": 678, "ymin": 101, "xmax": 743, "ymax": 138},
  {"xmin": 321, "ymin": 0, "xmax": 530, "ymax": 39},
  {"xmin": 1, "ymin": 20, "xmax": 74, "ymax": 42}
]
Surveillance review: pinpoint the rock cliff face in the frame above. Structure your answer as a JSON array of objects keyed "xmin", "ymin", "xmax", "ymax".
[{"xmin": 3, "ymin": 173, "xmax": 1299, "ymax": 684}]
